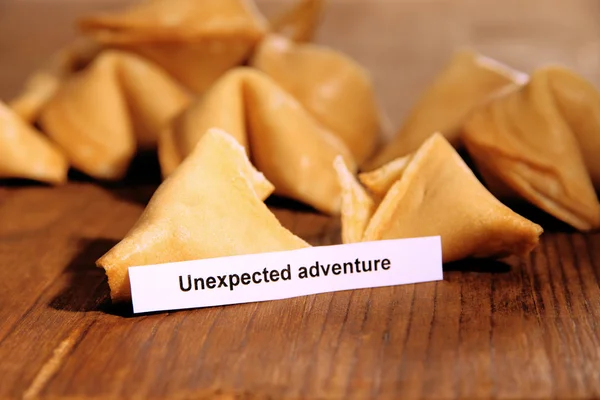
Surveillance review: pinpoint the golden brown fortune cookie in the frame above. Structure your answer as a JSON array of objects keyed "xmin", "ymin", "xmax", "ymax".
[
  {"xmin": 359, "ymin": 154, "xmax": 412, "ymax": 199},
  {"xmin": 244, "ymin": 69, "xmax": 356, "ymax": 215},
  {"xmin": 268, "ymin": 0, "xmax": 324, "ymax": 42},
  {"xmin": 462, "ymin": 68, "xmax": 600, "ymax": 231},
  {"xmin": 9, "ymin": 38, "xmax": 101, "ymax": 123},
  {"xmin": 536, "ymin": 66, "xmax": 600, "ymax": 188},
  {"xmin": 365, "ymin": 50, "xmax": 528, "ymax": 170},
  {"xmin": 251, "ymin": 34, "xmax": 381, "ymax": 166},
  {"xmin": 39, "ymin": 50, "xmax": 190, "ymax": 180},
  {"xmin": 97, "ymin": 128, "xmax": 308, "ymax": 302},
  {"xmin": 79, "ymin": 0, "xmax": 269, "ymax": 93},
  {"xmin": 354, "ymin": 134, "xmax": 543, "ymax": 263},
  {"xmin": 117, "ymin": 51, "xmax": 192, "ymax": 149},
  {"xmin": 0, "ymin": 101, "xmax": 68, "ymax": 184},
  {"xmin": 159, "ymin": 68, "xmax": 248, "ymax": 176},
  {"xmin": 159, "ymin": 67, "xmax": 356, "ymax": 215}
]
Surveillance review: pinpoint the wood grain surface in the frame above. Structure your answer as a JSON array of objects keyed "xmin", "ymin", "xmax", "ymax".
[{"xmin": 1, "ymin": 1, "xmax": 600, "ymax": 399}]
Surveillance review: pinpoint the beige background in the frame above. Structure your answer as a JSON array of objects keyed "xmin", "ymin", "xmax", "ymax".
[{"xmin": 1, "ymin": 0, "xmax": 599, "ymax": 131}]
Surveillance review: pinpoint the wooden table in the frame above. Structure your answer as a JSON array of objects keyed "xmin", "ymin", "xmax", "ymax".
[{"xmin": 1, "ymin": 1, "xmax": 600, "ymax": 398}]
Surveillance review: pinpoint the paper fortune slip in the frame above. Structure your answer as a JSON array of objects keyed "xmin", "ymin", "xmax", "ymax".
[{"xmin": 129, "ymin": 236, "xmax": 443, "ymax": 313}]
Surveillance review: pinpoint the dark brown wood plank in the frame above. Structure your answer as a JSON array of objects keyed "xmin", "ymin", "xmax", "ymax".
[
  {"xmin": 1, "ymin": 183, "xmax": 600, "ymax": 398},
  {"xmin": 1, "ymin": 1, "xmax": 600, "ymax": 399}
]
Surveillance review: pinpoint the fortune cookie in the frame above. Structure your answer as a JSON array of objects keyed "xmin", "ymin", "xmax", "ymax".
[
  {"xmin": 268, "ymin": 0, "xmax": 324, "ymax": 42},
  {"xmin": 159, "ymin": 67, "xmax": 355, "ymax": 215},
  {"xmin": 158, "ymin": 68, "xmax": 248, "ymax": 175},
  {"xmin": 462, "ymin": 67, "xmax": 600, "ymax": 231},
  {"xmin": 0, "ymin": 101, "xmax": 68, "ymax": 184},
  {"xmin": 39, "ymin": 50, "xmax": 190, "ymax": 180},
  {"xmin": 251, "ymin": 34, "xmax": 381, "ymax": 165},
  {"xmin": 537, "ymin": 67, "xmax": 600, "ymax": 188},
  {"xmin": 97, "ymin": 128, "xmax": 308, "ymax": 302},
  {"xmin": 117, "ymin": 52, "xmax": 192, "ymax": 149},
  {"xmin": 333, "ymin": 157, "xmax": 375, "ymax": 244},
  {"xmin": 79, "ymin": 0, "xmax": 269, "ymax": 93},
  {"xmin": 358, "ymin": 155, "xmax": 412, "ymax": 198},
  {"xmin": 366, "ymin": 50, "xmax": 528, "ymax": 170},
  {"xmin": 338, "ymin": 134, "xmax": 542, "ymax": 263},
  {"xmin": 9, "ymin": 38, "xmax": 101, "ymax": 123}
]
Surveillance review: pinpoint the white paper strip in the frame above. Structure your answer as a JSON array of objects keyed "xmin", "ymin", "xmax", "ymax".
[{"xmin": 129, "ymin": 236, "xmax": 443, "ymax": 313}]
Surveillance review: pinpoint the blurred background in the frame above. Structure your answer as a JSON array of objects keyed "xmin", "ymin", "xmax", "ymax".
[{"xmin": 1, "ymin": 0, "xmax": 599, "ymax": 131}]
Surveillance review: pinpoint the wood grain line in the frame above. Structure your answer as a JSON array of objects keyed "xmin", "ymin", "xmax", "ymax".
[
  {"xmin": 321, "ymin": 291, "xmax": 353, "ymax": 395},
  {"xmin": 393, "ymin": 285, "xmax": 417, "ymax": 396},
  {"xmin": 554, "ymin": 234, "xmax": 591, "ymax": 391},
  {"xmin": 569, "ymin": 235, "xmax": 600, "ymax": 343},
  {"xmin": 561, "ymin": 235, "xmax": 600, "ymax": 393},
  {"xmin": 369, "ymin": 290, "xmax": 397, "ymax": 399},
  {"xmin": 235, "ymin": 303, "xmax": 262, "ymax": 353},
  {"xmin": 420, "ymin": 281, "xmax": 445, "ymax": 399},
  {"xmin": 544, "ymin": 237, "xmax": 576, "ymax": 393},
  {"xmin": 548, "ymin": 235, "xmax": 587, "ymax": 392},
  {"xmin": 488, "ymin": 271, "xmax": 496, "ymax": 400},
  {"xmin": 298, "ymin": 293, "xmax": 334, "ymax": 399},
  {"xmin": 22, "ymin": 320, "xmax": 97, "ymax": 400},
  {"xmin": 147, "ymin": 312, "xmax": 191, "ymax": 397},
  {"xmin": 0, "ymin": 284, "xmax": 51, "ymax": 346},
  {"xmin": 524, "ymin": 252, "xmax": 544, "ymax": 327},
  {"xmin": 532, "ymin": 244, "xmax": 560, "ymax": 396},
  {"xmin": 341, "ymin": 289, "xmax": 372, "ymax": 398},
  {"xmin": 583, "ymin": 235, "xmax": 600, "ymax": 284},
  {"xmin": 454, "ymin": 277, "xmax": 464, "ymax": 400},
  {"xmin": 284, "ymin": 295, "xmax": 313, "ymax": 388}
]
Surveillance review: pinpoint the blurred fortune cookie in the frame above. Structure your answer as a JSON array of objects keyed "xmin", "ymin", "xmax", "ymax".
[
  {"xmin": 159, "ymin": 67, "xmax": 356, "ymax": 215},
  {"xmin": 9, "ymin": 38, "xmax": 101, "ymax": 124},
  {"xmin": 6, "ymin": 0, "xmax": 380, "ymax": 209},
  {"xmin": 251, "ymin": 34, "xmax": 382, "ymax": 166},
  {"xmin": 97, "ymin": 128, "xmax": 309, "ymax": 302},
  {"xmin": 462, "ymin": 66, "xmax": 600, "ymax": 231},
  {"xmin": 336, "ymin": 134, "xmax": 543, "ymax": 263},
  {"xmin": 268, "ymin": 0, "xmax": 324, "ymax": 42},
  {"xmin": 10, "ymin": 0, "xmax": 323, "ymax": 123},
  {"xmin": 0, "ymin": 101, "xmax": 68, "ymax": 184},
  {"xmin": 39, "ymin": 50, "xmax": 191, "ymax": 181},
  {"xmin": 79, "ymin": 0, "xmax": 324, "ymax": 94},
  {"xmin": 533, "ymin": 67, "xmax": 600, "ymax": 189},
  {"xmin": 366, "ymin": 50, "xmax": 527, "ymax": 170}
]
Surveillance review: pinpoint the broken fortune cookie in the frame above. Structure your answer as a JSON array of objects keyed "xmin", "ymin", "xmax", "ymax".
[
  {"xmin": 338, "ymin": 133, "xmax": 542, "ymax": 263},
  {"xmin": 97, "ymin": 128, "xmax": 309, "ymax": 302}
]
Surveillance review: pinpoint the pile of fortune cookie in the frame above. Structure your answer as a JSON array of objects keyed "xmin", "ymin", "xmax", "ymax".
[{"xmin": 2, "ymin": 0, "xmax": 600, "ymax": 302}]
